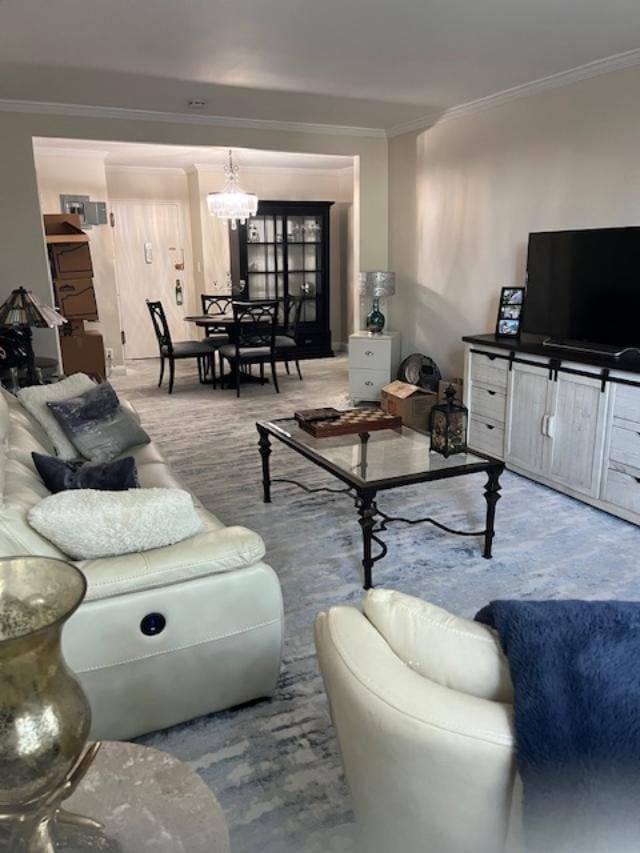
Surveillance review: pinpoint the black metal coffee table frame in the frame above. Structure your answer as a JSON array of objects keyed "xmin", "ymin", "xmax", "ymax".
[{"xmin": 256, "ymin": 420, "xmax": 505, "ymax": 589}]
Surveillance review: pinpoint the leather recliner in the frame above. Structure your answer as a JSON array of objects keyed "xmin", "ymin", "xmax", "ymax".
[
  {"xmin": 0, "ymin": 386, "xmax": 284, "ymax": 740},
  {"xmin": 315, "ymin": 588, "xmax": 522, "ymax": 853}
]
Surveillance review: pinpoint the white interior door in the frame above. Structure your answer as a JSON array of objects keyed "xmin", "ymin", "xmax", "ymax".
[{"xmin": 112, "ymin": 201, "xmax": 191, "ymax": 359}]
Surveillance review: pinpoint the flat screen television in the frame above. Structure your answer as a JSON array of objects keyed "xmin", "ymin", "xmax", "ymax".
[{"xmin": 523, "ymin": 227, "xmax": 640, "ymax": 356}]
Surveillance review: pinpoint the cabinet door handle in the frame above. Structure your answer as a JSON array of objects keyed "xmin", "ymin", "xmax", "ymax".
[
  {"xmin": 486, "ymin": 389, "xmax": 496, "ymax": 396},
  {"xmin": 635, "ymin": 477, "xmax": 640, "ymax": 485},
  {"xmin": 541, "ymin": 414, "xmax": 548, "ymax": 436},
  {"xmin": 364, "ymin": 350, "xmax": 374, "ymax": 356},
  {"xmin": 486, "ymin": 424, "xmax": 495, "ymax": 431},
  {"xmin": 546, "ymin": 415, "xmax": 555, "ymax": 439},
  {"xmin": 364, "ymin": 381, "xmax": 373, "ymax": 387}
]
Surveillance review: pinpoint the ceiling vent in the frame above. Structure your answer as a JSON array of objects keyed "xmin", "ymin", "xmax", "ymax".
[{"xmin": 188, "ymin": 99, "xmax": 207, "ymax": 110}]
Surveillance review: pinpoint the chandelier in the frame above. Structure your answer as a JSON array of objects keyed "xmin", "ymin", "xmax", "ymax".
[{"xmin": 206, "ymin": 149, "xmax": 258, "ymax": 230}]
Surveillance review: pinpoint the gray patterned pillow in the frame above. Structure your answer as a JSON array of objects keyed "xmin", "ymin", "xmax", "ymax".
[{"xmin": 47, "ymin": 382, "xmax": 150, "ymax": 463}]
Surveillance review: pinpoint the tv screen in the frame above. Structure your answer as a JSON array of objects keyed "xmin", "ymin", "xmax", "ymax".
[{"xmin": 523, "ymin": 227, "xmax": 640, "ymax": 348}]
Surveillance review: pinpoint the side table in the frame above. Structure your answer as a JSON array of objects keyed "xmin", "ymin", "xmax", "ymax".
[
  {"xmin": 54, "ymin": 741, "xmax": 230, "ymax": 851},
  {"xmin": 349, "ymin": 330, "xmax": 401, "ymax": 403}
]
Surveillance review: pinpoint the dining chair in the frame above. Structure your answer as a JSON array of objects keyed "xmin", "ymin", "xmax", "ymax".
[
  {"xmin": 200, "ymin": 293, "xmax": 233, "ymax": 377},
  {"xmin": 146, "ymin": 299, "xmax": 216, "ymax": 394},
  {"xmin": 218, "ymin": 300, "xmax": 280, "ymax": 398},
  {"xmin": 200, "ymin": 294, "xmax": 234, "ymax": 337},
  {"xmin": 276, "ymin": 295, "xmax": 304, "ymax": 380}
]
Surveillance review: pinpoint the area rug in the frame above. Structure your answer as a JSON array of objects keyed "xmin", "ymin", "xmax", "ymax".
[{"xmin": 113, "ymin": 356, "xmax": 640, "ymax": 853}]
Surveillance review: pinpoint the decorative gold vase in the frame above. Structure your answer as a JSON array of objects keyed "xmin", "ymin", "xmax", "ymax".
[{"xmin": 0, "ymin": 557, "xmax": 101, "ymax": 852}]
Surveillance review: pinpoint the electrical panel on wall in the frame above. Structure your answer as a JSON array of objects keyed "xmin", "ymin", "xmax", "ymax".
[{"xmin": 59, "ymin": 195, "xmax": 108, "ymax": 229}]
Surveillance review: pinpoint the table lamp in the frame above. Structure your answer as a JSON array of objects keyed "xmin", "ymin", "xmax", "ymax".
[
  {"xmin": 0, "ymin": 287, "xmax": 66, "ymax": 385},
  {"xmin": 359, "ymin": 271, "xmax": 396, "ymax": 334}
]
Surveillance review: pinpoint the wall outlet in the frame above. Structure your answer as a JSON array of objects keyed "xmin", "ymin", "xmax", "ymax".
[{"xmin": 105, "ymin": 347, "xmax": 114, "ymax": 360}]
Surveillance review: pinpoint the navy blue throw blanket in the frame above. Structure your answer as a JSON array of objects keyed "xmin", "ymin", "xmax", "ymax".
[{"xmin": 475, "ymin": 600, "xmax": 640, "ymax": 853}]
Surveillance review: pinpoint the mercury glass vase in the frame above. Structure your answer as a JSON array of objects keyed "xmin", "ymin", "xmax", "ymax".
[
  {"xmin": 366, "ymin": 297, "xmax": 386, "ymax": 334},
  {"xmin": 0, "ymin": 556, "xmax": 100, "ymax": 852}
]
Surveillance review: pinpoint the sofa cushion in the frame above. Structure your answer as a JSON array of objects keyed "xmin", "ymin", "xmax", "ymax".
[
  {"xmin": 32, "ymin": 452, "xmax": 138, "ymax": 493},
  {"xmin": 363, "ymin": 588, "xmax": 513, "ymax": 703},
  {"xmin": 28, "ymin": 487, "xmax": 203, "ymax": 560},
  {"xmin": 76, "ymin": 525, "xmax": 267, "ymax": 600},
  {"xmin": 47, "ymin": 382, "xmax": 150, "ymax": 462},
  {"xmin": 17, "ymin": 373, "xmax": 96, "ymax": 459}
]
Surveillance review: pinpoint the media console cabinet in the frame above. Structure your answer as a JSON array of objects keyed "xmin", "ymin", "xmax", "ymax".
[{"xmin": 462, "ymin": 334, "xmax": 640, "ymax": 526}]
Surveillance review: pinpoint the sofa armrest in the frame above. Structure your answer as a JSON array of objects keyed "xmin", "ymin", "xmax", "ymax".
[
  {"xmin": 77, "ymin": 525, "xmax": 266, "ymax": 601},
  {"xmin": 120, "ymin": 399, "xmax": 141, "ymax": 423}
]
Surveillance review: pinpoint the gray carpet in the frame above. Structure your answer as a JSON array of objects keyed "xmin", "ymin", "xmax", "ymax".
[{"xmin": 113, "ymin": 356, "xmax": 640, "ymax": 853}]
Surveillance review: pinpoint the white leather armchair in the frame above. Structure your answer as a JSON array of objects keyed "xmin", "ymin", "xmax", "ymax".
[
  {"xmin": 0, "ymin": 386, "xmax": 283, "ymax": 740},
  {"xmin": 315, "ymin": 589, "xmax": 521, "ymax": 853}
]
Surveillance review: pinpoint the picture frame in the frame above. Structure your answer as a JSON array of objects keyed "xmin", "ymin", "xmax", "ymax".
[{"xmin": 495, "ymin": 287, "xmax": 525, "ymax": 338}]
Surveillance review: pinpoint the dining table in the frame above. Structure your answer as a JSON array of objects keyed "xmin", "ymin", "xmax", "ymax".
[
  {"xmin": 184, "ymin": 312, "xmax": 269, "ymax": 388},
  {"xmin": 184, "ymin": 313, "xmax": 237, "ymax": 331}
]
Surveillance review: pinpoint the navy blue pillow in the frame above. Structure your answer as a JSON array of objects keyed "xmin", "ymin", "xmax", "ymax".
[{"xmin": 32, "ymin": 452, "xmax": 138, "ymax": 494}]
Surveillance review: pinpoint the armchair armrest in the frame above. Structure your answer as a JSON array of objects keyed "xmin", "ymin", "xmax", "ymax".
[
  {"xmin": 78, "ymin": 526, "xmax": 266, "ymax": 601},
  {"xmin": 315, "ymin": 605, "xmax": 516, "ymax": 853}
]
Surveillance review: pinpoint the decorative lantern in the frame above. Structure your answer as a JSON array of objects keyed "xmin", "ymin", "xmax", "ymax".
[{"xmin": 429, "ymin": 385, "xmax": 468, "ymax": 457}]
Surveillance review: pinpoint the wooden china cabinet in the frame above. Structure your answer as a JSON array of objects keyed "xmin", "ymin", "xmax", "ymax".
[{"xmin": 229, "ymin": 201, "xmax": 334, "ymax": 358}]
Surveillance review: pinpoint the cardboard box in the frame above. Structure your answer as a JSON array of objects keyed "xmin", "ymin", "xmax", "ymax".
[
  {"xmin": 438, "ymin": 378, "xmax": 464, "ymax": 404},
  {"xmin": 380, "ymin": 380, "xmax": 438, "ymax": 433}
]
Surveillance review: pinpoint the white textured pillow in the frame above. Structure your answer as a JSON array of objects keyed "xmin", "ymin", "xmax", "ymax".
[
  {"xmin": 18, "ymin": 374, "xmax": 96, "ymax": 460},
  {"xmin": 28, "ymin": 488, "xmax": 203, "ymax": 560},
  {"xmin": 363, "ymin": 588, "xmax": 513, "ymax": 703}
]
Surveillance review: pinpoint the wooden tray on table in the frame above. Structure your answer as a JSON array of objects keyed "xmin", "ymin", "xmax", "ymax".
[{"xmin": 295, "ymin": 408, "xmax": 402, "ymax": 438}]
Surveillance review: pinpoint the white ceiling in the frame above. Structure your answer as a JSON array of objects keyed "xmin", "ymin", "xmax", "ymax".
[
  {"xmin": 33, "ymin": 138, "xmax": 354, "ymax": 172},
  {"xmin": 3, "ymin": 0, "xmax": 640, "ymax": 130}
]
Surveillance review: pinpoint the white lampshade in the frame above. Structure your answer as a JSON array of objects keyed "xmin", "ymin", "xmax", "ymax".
[{"xmin": 359, "ymin": 271, "xmax": 396, "ymax": 298}]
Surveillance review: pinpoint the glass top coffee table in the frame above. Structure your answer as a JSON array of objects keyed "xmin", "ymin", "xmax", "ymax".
[{"xmin": 256, "ymin": 417, "xmax": 505, "ymax": 589}]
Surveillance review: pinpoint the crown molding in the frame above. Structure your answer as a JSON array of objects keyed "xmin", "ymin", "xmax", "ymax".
[
  {"xmin": 33, "ymin": 145, "xmax": 110, "ymax": 160},
  {"xmin": 192, "ymin": 161, "xmax": 353, "ymax": 177},
  {"xmin": 105, "ymin": 164, "xmax": 186, "ymax": 176},
  {"xmin": 387, "ymin": 47, "xmax": 640, "ymax": 138},
  {"xmin": 9, "ymin": 45, "xmax": 640, "ymax": 146},
  {"xmin": 0, "ymin": 97, "xmax": 386, "ymax": 139}
]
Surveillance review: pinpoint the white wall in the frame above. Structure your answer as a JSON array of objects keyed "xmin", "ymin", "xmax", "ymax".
[
  {"xmin": 0, "ymin": 108, "xmax": 387, "ymax": 363},
  {"xmin": 389, "ymin": 65, "xmax": 640, "ymax": 377},
  {"xmin": 33, "ymin": 150, "xmax": 123, "ymax": 364}
]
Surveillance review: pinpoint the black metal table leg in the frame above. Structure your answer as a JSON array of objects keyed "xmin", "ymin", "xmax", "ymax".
[
  {"xmin": 257, "ymin": 426, "xmax": 272, "ymax": 503},
  {"xmin": 357, "ymin": 491, "xmax": 377, "ymax": 589},
  {"xmin": 483, "ymin": 463, "xmax": 504, "ymax": 558}
]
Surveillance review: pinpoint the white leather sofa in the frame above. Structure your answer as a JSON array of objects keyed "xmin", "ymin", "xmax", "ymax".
[
  {"xmin": 315, "ymin": 589, "xmax": 521, "ymax": 853},
  {"xmin": 0, "ymin": 386, "xmax": 284, "ymax": 740}
]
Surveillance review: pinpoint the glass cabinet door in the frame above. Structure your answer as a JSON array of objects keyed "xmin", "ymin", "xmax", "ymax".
[
  {"xmin": 285, "ymin": 215, "xmax": 322, "ymax": 242},
  {"xmin": 245, "ymin": 214, "xmax": 284, "ymax": 301},
  {"xmin": 286, "ymin": 215, "xmax": 322, "ymax": 322}
]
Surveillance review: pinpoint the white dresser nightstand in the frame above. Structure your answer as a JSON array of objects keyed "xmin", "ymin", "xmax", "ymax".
[{"xmin": 349, "ymin": 331, "xmax": 402, "ymax": 403}]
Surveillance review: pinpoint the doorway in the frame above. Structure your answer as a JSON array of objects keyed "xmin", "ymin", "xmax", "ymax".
[{"xmin": 111, "ymin": 200, "xmax": 192, "ymax": 359}]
